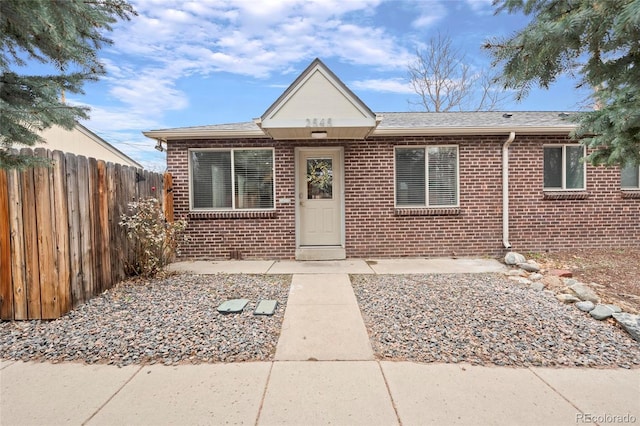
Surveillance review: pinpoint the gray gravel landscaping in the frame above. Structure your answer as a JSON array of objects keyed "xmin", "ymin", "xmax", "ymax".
[
  {"xmin": 0, "ymin": 274, "xmax": 291, "ymax": 366},
  {"xmin": 3, "ymin": 272, "xmax": 639, "ymax": 368},
  {"xmin": 352, "ymin": 274, "xmax": 640, "ymax": 368}
]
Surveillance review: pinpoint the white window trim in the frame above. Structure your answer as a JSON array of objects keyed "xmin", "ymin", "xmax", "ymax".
[
  {"xmin": 394, "ymin": 145, "xmax": 460, "ymax": 208},
  {"xmin": 621, "ymin": 164, "xmax": 640, "ymax": 190},
  {"xmin": 188, "ymin": 147, "xmax": 276, "ymax": 211},
  {"xmin": 543, "ymin": 144, "xmax": 587, "ymax": 191}
]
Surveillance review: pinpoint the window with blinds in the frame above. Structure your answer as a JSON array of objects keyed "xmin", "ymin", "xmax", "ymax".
[
  {"xmin": 395, "ymin": 146, "xmax": 458, "ymax": 207},
  {"xmin": 190, "ymin": 149, "xmax": 274, "ymax": 210},
  {"xmin": 543, "ymin": 145, "xmax": 585, "ymax": 190}
]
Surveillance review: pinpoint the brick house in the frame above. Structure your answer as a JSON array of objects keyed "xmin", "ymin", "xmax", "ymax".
[{"xmin": 144, "ymin": 59, "xmax": 640, "ymax": 260}]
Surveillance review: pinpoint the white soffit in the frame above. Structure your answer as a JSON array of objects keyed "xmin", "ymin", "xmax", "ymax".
[{"xmin": 258, "ymin": 58, "xmax": 379, "ymax": 139}]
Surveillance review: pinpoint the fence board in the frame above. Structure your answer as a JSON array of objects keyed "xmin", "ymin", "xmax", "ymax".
[
  {"xmin": 65, "ymin": 154, "xmax": 82, "ymax": 307},
  {"xmin": 0, "ymin": 169, "xmax": 12, "ymax": 319},
  {"xmin": 107, "ymin": 163, "xmax": 116, "ymax": 284},
  {"xmin": 77, "ymin": 156, "xmax": 93, "ymax": 304},
  {"xmin": 20, "ymin": 150, "xmax": 41, "ymax": 319},
  {"xmin": 34, "ymin": 148, "xmax": 59, "ymax": 319},
  {"xmin": 52, "ymin": 150, "xmax": 71, "ymax": 313},
  {"xmin": 7, "ymin": 168, "xmax": 27, "ymax": 319},
  {"xmin": 97, "ymin": 160, "xmax": 111, "ymax": 292}
]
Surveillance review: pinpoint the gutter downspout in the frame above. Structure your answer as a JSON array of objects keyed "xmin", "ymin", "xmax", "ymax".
[{"xmin": 502, "ymin": 131, "xmax": 516, "ymax": 249}]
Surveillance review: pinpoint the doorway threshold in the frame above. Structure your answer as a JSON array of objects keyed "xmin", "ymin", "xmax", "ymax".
[{"xmin": 295, "ymin": 246, "xmax": 346, "ymax": 261}]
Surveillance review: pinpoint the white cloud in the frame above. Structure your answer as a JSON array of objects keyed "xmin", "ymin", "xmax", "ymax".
[
  {"xmin": 411, "ymin": 1, "xmax": 447, "ymax": 28},
  {"xmin": 465, "ymin": 0, "xmax": 494, "ymax": 14},
  {"xmin": 351, "ymin": 78, "xmax": 415, "ymax": 94}
]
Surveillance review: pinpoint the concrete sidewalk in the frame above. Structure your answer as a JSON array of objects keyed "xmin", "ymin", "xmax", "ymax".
[
  {"xmin": 166, "ymin": 257, "xmax": 506, "ymax": 275},
  {"xmin": 2, "ymin": 359, "xmax": 638, "ymax": 425}
]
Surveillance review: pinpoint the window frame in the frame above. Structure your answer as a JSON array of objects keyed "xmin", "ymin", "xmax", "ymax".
[
  {"xmin": 543, "ymin": 144, "xmax": 587, "ymax": 191},
  {"xmin": 188, "ymin": 147, "xmax": 276, "ymax": 211},
  {"xmin": 620, "ymin": 164, "xmax": 640, "ymax": 190},
  {"xmin": 394, "ymin": 145, "xmax": 460, "ymax": 209}
]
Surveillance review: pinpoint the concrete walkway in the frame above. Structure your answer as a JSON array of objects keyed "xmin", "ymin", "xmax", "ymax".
[
  {"xmin": 166, "ymin": 257, "xmax": 507, "ymax": 275},
  {"xmin": 2, "ymin": 259, "xmax": 638, "ymax": 425},
  {"xmin": 275, "ymin": 274, "xmax": 373, "ymax": 361}
]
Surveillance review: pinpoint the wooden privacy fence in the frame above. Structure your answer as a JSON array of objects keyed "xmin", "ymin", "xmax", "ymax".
[{"xmin": 0, "ymin": 148, "xmax": 171, "ymax": 320}]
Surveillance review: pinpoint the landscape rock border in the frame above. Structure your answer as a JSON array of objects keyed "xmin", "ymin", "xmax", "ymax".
[{"xmin": 504, "ymin": 252, "xmax": 640, "ymax": 343}]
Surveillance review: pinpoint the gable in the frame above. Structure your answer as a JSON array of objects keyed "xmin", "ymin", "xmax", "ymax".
[{"xmin": 256, "ymin": 58, "xmax": 380, "ymax": 140}]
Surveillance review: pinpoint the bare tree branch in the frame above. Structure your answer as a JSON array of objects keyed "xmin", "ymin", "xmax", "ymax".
[{"xmin": 408, "ymin": 33, "xmax": 508, "ymax": 112}]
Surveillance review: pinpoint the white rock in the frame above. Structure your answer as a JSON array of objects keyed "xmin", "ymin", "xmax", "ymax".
[
  {"xmin": 518, "ymin": 262, "xmax": 541, "ymax": 273},
  {"xmin": 504, "ymin": 252, "xmax": 526, "ymax": 265},
  {"xmin": 530, "ymin": 282, "xmax": 544, "ymax": 291},
  {"xmin": 612, "ymin": 313, "xmax": 640, "ymax": 342},
  {"xmin": 568, "ymin": 283, "xmax": 601, "ymax": 304},
  {"xmin": 556, "ymin": 294, "xmax": 580, "ymax": 303},
  {"xmin": 590, "ymin": 304, "xmax": 615, "ymax": 320},
  {"xmin": 575, "ymin": 301, "xmax": 595, "ymax": 312},
  {"xmin": 529, "ymin": 273, "xmax": 544, "ymax": 281},
  {"xmin": 508, "ymin": 276, "xmax": 531, "ymax": 285}
]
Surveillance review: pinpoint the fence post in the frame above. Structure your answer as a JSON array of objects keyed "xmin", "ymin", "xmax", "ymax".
[{"xmin": 164, "ymin": 172, "xmax": 174, "ymax": 222}]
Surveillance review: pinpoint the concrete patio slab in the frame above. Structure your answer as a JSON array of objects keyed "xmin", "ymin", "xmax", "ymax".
[
  {"xmin": 258, "ymin": 361, "xmax": 398, "ymax": 425},
  {"xmin": 275, "ymin": 274, "xmax": 373, "ymax": 361},
  {"xmin": 268, "ymin": 259, "xmax": 374, "ymax": 274},
  {"xmin": 367, "ymin": 257, "xmax": 506, "ymax": 274},
  {"xmin": 381, "ymin": 362, "xmax": 578, "ymax": 426},
  {"xmin": 88, "ymin": 363, "xmax": 271, "ymax": 426},
  {"xmin": 166, "ymin": 260, "xmax": 274, "ymax": 274},
  {"xmin": 0, "ymin": 361, "xmax": 139, "ymax": 426},
  {"xmin": 531, "ymin": 367, "xmax": 640, "ymax": 421}
]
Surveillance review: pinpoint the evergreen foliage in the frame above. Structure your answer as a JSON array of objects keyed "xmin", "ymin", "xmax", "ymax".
[
  {"xmin": 485, "ymin": 0, "xmax": 640, "ymax": 166},
  {"xmin": 0, "ymin": 0, "xmax": 136, "ymax": 169}
]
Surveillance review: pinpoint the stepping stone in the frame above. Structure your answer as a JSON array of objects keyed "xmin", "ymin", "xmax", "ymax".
[
  {"xmin": 217, "ymin": 299, "xmax": 249, "ymax": 313},
  {"xmin": 254, "ymin": 300, "xmax": 278, "ymax": 316}
]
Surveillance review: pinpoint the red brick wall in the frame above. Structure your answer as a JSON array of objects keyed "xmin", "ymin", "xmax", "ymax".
[
  {"xmin": 508, "ymin": 135, "xmax": 640, "ymax": 252},
  {"xmin": 166, "ymin": 135, "xmax": 639, "ymax": 260}
]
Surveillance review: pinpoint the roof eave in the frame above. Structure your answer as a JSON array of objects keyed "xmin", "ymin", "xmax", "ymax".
[
  {"xmin": 143, "ymin": 129, "xmax": 268, "ymax": 141},
  {"xmin": 372, "ymin": 125, "xmax": 576, "ymax": 136}
]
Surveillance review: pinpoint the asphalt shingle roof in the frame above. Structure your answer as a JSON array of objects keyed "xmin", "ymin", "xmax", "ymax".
[
  {"xmin": 376, "ymin": 111, "xmax": 575, "ymax": 129},
  {"xmin": 148, "ymin": 111, "xmax": 576, "ymax": 134}
]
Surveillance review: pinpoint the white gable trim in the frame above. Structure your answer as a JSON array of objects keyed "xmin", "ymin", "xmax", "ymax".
[{"xmin": 257, "ymin": 58, "xmax": 380, "ymax": 140}]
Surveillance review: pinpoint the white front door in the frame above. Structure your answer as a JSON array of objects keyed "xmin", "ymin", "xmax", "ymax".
[{"xmin": 297, "ymin": 148, "xmax": 343, "ymax": 247}]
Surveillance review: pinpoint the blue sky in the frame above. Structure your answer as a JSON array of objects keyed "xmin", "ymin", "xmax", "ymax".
[{"xmin": 62, "ymin": 0, "xmax": 591, "ymax": 170}]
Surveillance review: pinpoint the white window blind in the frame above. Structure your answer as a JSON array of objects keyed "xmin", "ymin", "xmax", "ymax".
[
  {"xmin": 191, "ymin": 151, "xmax": 232, "ymax": 208},
  {"xmin": 428, "ymin": 146, "xmax": 458, "ymax": 206},
  {"xmin": 234, "ymin": 150, "xmax": 274, "ymax": 209},
  {"xmin": 395, "ymin": 148, "xmax": 425, "ymax": 205}
]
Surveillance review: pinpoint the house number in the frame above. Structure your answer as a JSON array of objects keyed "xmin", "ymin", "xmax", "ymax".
[{"xmin": 305, "ymin": 118, "xmax": 332, "ymax": 127}]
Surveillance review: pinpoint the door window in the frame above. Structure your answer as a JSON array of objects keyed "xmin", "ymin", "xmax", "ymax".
[{"xmin": 307, "ymin": 158, "xmax": 333, "ymax": 199}]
